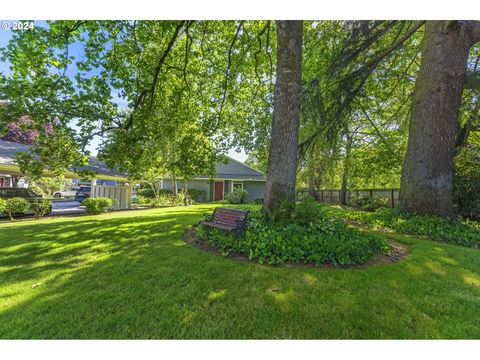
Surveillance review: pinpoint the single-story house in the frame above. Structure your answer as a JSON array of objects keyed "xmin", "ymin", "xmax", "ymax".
[
  {"xmin": 161, "ymin": 157, "xmax": 266, "ymax": 202},
  {"xmin": 0, "ymin": 139, "xmax": 267, "ymax": 204}
]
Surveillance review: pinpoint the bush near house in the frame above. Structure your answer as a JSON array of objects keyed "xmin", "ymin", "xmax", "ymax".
[
  {"xmin": 225, "ymin": 188, "xmax": 249, "ymax": 204},
  {"xmin": 186, "ymin": 188, "xmax": 207, "ymax": 202},
  {"xmin": 82, "ymin": 197, "xmax": 113, "ymax": 215},
  {"xmin": 137, "ymin": 188, "xmax": 173, "ymax": 198},
  {"xmin": 31, "ymin": 199, "xmax": 52, "ymax": 219},
  {"xmin": 0, "ymin": 198, "xmax": 6, "ymax": 215},
  {"xmin": 29, "ymin": 185, "xmax": 45, "ymax": 197},
  {"xmin": 3, "ymin": 197, "xmax": 30, "ymax": 221},
  {"xmin": 149, "ymin": 194, "xmax": 174, "ymax": 207}
]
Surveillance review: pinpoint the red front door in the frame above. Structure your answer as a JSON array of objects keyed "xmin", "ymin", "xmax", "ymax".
[{"xmin": 214, "ymin": 181, "xmax": 224, "ymax": 201}]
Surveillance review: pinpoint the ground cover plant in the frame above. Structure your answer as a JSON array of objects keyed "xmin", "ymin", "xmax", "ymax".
[
  {"xmin": 197, "ymin": 198, "xmax": 387, "ymax": 266},
  {"xmin": 1, "ymin": 204, "xmax": 480, "ymax": 339},
  {"xmin": 349, "ymin": 193, "xmax": 389, "ymax": 212},
  {"xmin": 326, "ymin": 206, "xmax": 480, "ymax": 249}
]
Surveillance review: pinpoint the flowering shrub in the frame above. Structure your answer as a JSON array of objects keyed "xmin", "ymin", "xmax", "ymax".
[{"xmin": 0, "ymin": 115, "xmax": 56, "ymax": 145}]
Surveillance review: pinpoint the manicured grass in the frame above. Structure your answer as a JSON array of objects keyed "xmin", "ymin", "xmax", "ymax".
[{"xmin": 0, "ymin": 204, "xmax": 479, "ymax": 339}]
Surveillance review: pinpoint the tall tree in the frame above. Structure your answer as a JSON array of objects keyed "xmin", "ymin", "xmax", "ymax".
[
  {"xmin": 399, "ymin": 21, "xmax": 480, "ymax": 217},
  {"xmin": 264, "ymin": 20, "xmax": 303, "ymax": 214}
]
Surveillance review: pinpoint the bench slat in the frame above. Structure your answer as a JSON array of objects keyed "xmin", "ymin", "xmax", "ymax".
[
  {"xmin": 200, "ymin": 207, "xmax": 249, "ymax": 233},
  {"xmin": 200, "ymin": 221, "xmax": 235, "ymax": 231}
]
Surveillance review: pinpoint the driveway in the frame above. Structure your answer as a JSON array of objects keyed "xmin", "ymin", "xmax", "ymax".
[{"xmin": 51, "ymin": 200, "xmax": 85, "ymax": 215}]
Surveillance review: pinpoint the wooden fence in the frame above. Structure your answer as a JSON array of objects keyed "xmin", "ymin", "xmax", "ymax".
[
  {"xmin": 91, "ymin": 185, "xmax": 132, "ymax": 209},
  {"xmin": 297, "ymin": 188, "xmax": 400, "ymax": 208}
]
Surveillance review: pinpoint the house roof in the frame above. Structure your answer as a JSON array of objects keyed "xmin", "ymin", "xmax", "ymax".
[
  {"xmin": 0, "ymin": 139, "xmax": 129, "ymax": 181},
  {"xmin": 0, "ymin": 139, "xmax": 265, "ymax": 182},
  {"xmin": 196, "ymin": 157, "xmax": 266, "ymax": 181}
]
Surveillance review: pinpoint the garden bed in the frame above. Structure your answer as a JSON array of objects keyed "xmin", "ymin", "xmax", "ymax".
[{"xmin": 183, "ymin": 226, "xmax": 408, "ymax": 268}]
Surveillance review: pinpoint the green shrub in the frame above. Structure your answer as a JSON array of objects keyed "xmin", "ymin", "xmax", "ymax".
[
  {"xmin": 197, "ymin": 210, "xmax": 387, "ymax": 266},
  {"xmin": 150, "ymin": 194, "xmax": 174, "ymax": 207},
  {"xmin": 135, "ymin": 195, "xmax": 149, "ymax": 205},
  {"xmin": 343, "ymin": 208, "xmax": 480, "ymax": 248},
  {"xmin": 137, "ymin": 188, "xmax": 173, "ymax": 198},
  {"xmin": 187, "ymin": 188, "xmax": 207, "ymax": 202},
  {"xmin": 29, "ymin": 186, "xmax": 45, "ymax": 197},
  {"xmin": 213, "ymin": 199, "xmax": 229, "ymax": 204},
  {"xmin": 31, "ymin": 199, "xmax": 52, "ymax": 219},
  {"xmin": 225, "ymin": 188, "xmax": 249, "ymax": 204},
  {"xmin": 454, "ymin": 145, "xmax": 480, "ymax": 219},
  {"xmin": 175, "ymin": 191, "xmax": 186, "ymax": 206},
  {"xmin": 4, "ymin": 197, "xmax": 31, "ymax": 221},
  {"xmin": 350, "ymin": 193, "xmax": 388, "ymax": 211},
  {"xmin": 136, "ymin": 188, "xmax": 155, "ymax": 198},
  {"xmin": 254, "ymin": 197, "xmax": 264, "ymax": 205},
  {"xmin": 294, "ymin": 196, "xmax": 322, "ymax": 225},
  {"xmin": 266, "ymin": 199, "xmax": 296, "ymax": 223},
  {"xmin": 0, "ymin": 198, "xmax": 6, "ymax": 215},
  {"xmin": 82, "ymin": 197, "xmax": 113, "ymax": 214}
]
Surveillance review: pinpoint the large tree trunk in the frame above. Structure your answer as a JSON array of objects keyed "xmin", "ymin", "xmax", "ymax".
[
  {"xmin": 399, "ymin": 21, "xmax": 480, "ymax": 217},
  {"xmin": 264, "ymin": 21, "xmax": 303, "ymax": 213}
]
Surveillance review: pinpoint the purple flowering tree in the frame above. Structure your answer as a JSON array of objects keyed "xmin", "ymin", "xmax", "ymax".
[{"xmin": 1, "ymin": 116, "xmax": 55, "ymax": 145}]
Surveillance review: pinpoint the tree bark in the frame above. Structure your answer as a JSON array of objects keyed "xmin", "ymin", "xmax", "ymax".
[
  {"xmin": 399, "ymin": 21, "xmax": 479, "ymax": 217},
  {"xmin": 264, "ymin": 20, "xmax": 303, "ymax": 214}
]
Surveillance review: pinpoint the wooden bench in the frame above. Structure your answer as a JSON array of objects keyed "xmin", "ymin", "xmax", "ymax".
[{"xmin": 200, "ymin": 207, "xmax": 249, "ymax": 233}]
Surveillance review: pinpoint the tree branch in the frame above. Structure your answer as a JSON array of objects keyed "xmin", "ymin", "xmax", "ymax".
[
  {"xmin": 214, "ymin": 20, "xmax": 244, "ymax": 132},
  {"xmin": 148, "ymin": 21, "xmax": 187, "ymax": 110}
]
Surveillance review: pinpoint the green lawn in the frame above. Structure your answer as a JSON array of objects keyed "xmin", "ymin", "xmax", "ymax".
[{"xmin": 0, "ymin": 204, "xmax": 479, "ymax": 339}]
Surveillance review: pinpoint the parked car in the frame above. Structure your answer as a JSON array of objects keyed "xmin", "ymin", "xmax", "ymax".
[
  {"xmin": 75, "ymin": 186, "xmax": 91, "ymax": 201},
  {"xmin": 0, "ymin": 187, "xmax": 52, "ymax": 216},
  {"xmin": 53, "ymin": 188, "xmax": 78, "ymax": 198}
]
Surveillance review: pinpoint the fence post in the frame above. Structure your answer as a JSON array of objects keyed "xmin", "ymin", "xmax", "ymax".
[{"xmin": 391, "ymin": 189, "xmax": 395, "ymax": 208}]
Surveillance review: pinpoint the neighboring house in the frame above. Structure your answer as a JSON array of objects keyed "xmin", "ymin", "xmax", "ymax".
[
  {"xmin": 0, "ymin": 139, "xmax": 266, "ymax": 203},
  {"xmin": 0, "ymin": 139, "xmax": 129, "ymax": 187},
  {"xmin": 162, "ymin": 157, "xmax": 266, "ymax": 202}
]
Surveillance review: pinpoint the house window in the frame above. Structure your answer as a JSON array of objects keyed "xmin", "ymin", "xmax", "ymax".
[{"xmin": 232, "ymin": 182, "xmax": 243, "ymax": 191}]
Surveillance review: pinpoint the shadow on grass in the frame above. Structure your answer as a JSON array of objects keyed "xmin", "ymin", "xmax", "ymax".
[{"xmin": 0, "ymin": 205, "xmax": 479, "ymax": 339}]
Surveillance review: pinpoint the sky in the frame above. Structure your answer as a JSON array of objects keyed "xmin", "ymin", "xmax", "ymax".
[{"xmin": 0, "ymin": 20, "xmax": 248, "ymax": 162}]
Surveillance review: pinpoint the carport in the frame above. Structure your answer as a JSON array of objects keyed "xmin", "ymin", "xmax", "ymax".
[{"xmin": 0, "ymin": 139, "xmax": 132, "ymax": 209}]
